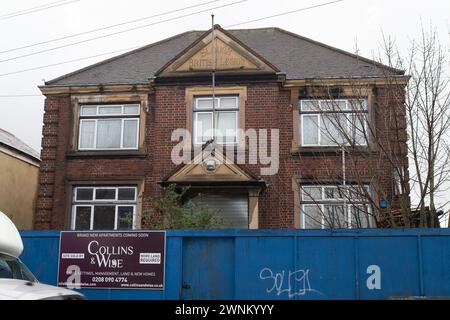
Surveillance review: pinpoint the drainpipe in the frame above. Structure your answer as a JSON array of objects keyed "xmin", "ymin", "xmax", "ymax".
[
  {"xmin": 211, "ymin": 15, "xmax": 216, "ymax": 142},
  {"xmin": 342, "ymin": 146, "xmax": 347, "ymax": 227}
]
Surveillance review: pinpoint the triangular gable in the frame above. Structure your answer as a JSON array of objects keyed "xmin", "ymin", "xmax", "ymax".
[
  {"xmin": 166, "ymin": 148, "xmax": 256, "ymax": 183},
  {"xmin": 156, "ymin": 25, "xmax": 279, "ymax": 76}
]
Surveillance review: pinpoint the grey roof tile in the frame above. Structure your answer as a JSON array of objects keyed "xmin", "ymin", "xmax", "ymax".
[
  {"xmin": 46, "ymin": 27, "xmax": 403, "ymax": 86},
  {"xmin": 0, "ymin": 128, "xmax": 40, "ymax": 161}
]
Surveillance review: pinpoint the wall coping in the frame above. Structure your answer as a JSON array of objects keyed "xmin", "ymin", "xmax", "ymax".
[{"xmin": 20, "ymin": 228, "xmax": 450, "ymax": 238}]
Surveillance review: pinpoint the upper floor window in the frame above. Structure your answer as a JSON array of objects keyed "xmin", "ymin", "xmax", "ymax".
[
  {"xmin": 78, "ymin": 104, "xmax": 140, "ymax": 150},
  {"xmin": 300, "ymin": 184, "xmax": 373, "ymax": 229},
  {"xmin": 393, "ymin": 167, "xmax": 406, "ymax": 196},
  {"xmin": 193, "ymin": 96, "xmax": 239, "ymax": 145},
  {"xmin": 71, "ymin": 186, "xmax": 137, "ymax": 230},
  {"xmin": 299, "ymin": 99, "xmax": 368, "ymax": 147}
]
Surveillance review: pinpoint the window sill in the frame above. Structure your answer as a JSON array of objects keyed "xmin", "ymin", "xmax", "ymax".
[
  {"xmin": 66, "ymin": 150, "xmax": 147, "ymax": 159},
  {"xmin": 290, "ymin": 146, "xmax": 378, "ymax": 156}
]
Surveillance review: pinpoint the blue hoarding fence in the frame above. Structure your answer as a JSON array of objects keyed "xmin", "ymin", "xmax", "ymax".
[{"xmin": 19, "ymin": 229, "xmax": 450, "ymax": 300}]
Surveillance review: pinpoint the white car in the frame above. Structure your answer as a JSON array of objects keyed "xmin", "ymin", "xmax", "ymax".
[{"xmin": 0, "ymin": 210, "xmax": 84, "ymax": 300}]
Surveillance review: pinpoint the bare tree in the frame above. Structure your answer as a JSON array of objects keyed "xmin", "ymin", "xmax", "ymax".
[
  {"xmin": 380, "ymin": 26, "xmax": 450, "ymax": 227},
  {"xmin": 294, "ymin": 25, "xmax": 450, "ymax": 229}
]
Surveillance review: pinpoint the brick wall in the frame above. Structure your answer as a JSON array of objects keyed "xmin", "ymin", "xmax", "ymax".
[
  {"xmin": 36, "ymin": 95, "xmax": 69, "ymax": 229},
  {"xmin": 35, "ymin": 82, "xmax": 409, "ymax": 229}
]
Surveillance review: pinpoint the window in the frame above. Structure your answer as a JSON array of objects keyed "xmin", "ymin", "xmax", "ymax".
[
  {"xmin": 193, "ymin": 96, "xmax": 239, "ymax": 145},
  {"xmin": 299, "ymin": 99, "xmax": 368, "ymax": 147},
  {"xmin": 300, "ymin": 185, "xmax": 373, "ymax": 229},
  {"xmin": 71, "ymin": 186, "xmax": 137, "ymax": 230},
  {"xmin": 78, "ymin": 104, "xmax": 140, "ymax": 150}
]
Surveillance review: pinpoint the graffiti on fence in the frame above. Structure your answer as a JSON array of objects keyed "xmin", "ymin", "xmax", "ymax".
[{"xmin": 259, "ymin": 267, "xmax": 324, "ymax": 298}]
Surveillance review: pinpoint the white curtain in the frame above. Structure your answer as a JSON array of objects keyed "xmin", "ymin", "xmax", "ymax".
[
  {"xmin": 79, "ymin": 120, "xmax": 96, "ymax": 148},
  {"xmin": 302, "ymin": 115, "xmax": 319, "ymax": 145},
  {"xmin": 195, "ymin": 113, "xmax": 213, "ymax": 143},
  {"xmin": 97, "ymin": 119, "xmax": 121, "ymax": 148},
  {"xmin": 216, "ymin": 111, "xmax": 236, "ymax": 143},
  {"xmin": 123, "ymin": 119, "xmax": 138, "ymax": 148}
]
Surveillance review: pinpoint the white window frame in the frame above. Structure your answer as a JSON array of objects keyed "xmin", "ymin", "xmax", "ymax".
[
  {"xmin": 193, "ymin": 111, "xmax": 213, "ymax": 145},
  {"xmin": 78, "ymin": 104, "xmax": 140, "ymax": 151},
  {"xmin": 71, "ymin": 186, "xmax": 137, "ymax": 230},
  {"xmin": 299, "ymin": 99, "xmax": 369, "ymax": 147},
  {"xmin": 80, "ymin": 105, "xmax": 140, "ymax": 116},
  {"xmin": 193, "ymin": 96, "xmax": 239, "ymax": 146},
  {"xmin": 300, "ymin": 185, "xmax": 373, "ymax": 229}
]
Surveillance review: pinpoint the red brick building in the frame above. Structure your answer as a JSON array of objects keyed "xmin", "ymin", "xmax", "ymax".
[{"xmin": 35, "ymin": 26, "xmax": 409, "ymax": 230}]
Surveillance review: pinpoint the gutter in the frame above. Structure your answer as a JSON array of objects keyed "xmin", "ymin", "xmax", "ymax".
[{"xmin": 0, "ymin": 143, "xmax": 40, "ymax": 166}]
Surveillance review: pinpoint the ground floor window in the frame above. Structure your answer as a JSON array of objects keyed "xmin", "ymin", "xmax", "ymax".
[
  {"xmin": 300, "ymin": 184, "xmax": 373, "ymax": 229},
  {"xmin": 71, "ymin": 186, "xmax": 137, "ymax": 230}
]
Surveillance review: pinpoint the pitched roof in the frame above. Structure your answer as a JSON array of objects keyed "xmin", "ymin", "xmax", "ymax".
[
  {"xmin": 0, "ymin": 128, "xmax": 40, "ymax": 161},
  {"xmin": 46, "ymin": 27, "xmax": 404, "ymax": 86}
]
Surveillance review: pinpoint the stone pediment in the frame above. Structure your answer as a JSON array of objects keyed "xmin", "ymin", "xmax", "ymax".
[
  {"xmin": 157, "ymin": 25, "xmax": 278, "ymax": 76},
  {"xmin": 166, "ymin": 148, "xmax": 255, "ymax": 183}
]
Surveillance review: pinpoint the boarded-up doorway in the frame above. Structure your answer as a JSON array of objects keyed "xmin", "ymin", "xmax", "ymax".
[{"xmin": 190, "ymin": 193, "xmax": 248, "ymax": 229}]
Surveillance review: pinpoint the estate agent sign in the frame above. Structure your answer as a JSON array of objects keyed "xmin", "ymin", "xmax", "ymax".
[{"xmin": 57, "ymin": 231, "xmax": 165, "ymax": 289}]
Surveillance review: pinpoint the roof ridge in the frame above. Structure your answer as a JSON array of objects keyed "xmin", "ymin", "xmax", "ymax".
[
  {"xmin": 0, "ymin": 128, "xmax": 40, "ymax": 161},
  {"xmin": 228, "ymin": 26, "xmax": 277, "ymax": 32},
  {"xmin": 271, "ymin": 27, "xmax": 405, "ymax": 75},
  {"xmin": 0, "ymin": 128, "xmax": 22, "ymax": 140},
  {"xmin": 0, "ymin": 127, "xmax": 12, "ymax": 135},
  {"xmin": 45, "ymin": 30, "xmax": 204, "ymax": 85}
]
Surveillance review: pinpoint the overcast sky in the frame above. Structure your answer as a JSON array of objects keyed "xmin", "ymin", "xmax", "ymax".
[
  {"xmin": 1, "ymin": 0, "xmax": 449, "ymax": 223},
  {"xmin": 1, "ymin": 0, "xmax": 448, "ymax": 151}
]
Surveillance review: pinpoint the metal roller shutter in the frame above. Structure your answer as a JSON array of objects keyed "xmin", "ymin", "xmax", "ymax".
[{"xmin": 191, "ymin": 194, "xmax": 248, "ymax": 229}]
